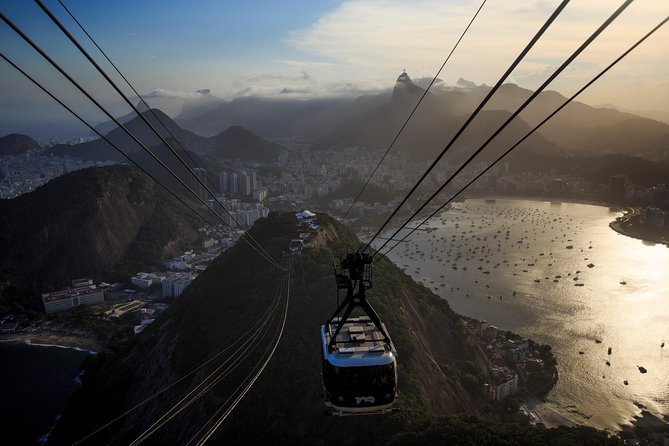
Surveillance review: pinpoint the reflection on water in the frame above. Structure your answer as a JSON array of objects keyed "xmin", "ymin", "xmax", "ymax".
[{"xmin": 374, "ymin": 198, "xmax": 669, "ymax": 429}]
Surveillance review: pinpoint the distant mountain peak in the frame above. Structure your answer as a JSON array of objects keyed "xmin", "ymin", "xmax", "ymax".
[
  {"xmin": 210, "ymin": 125, "xmax": 281, "ymax": 163},
  {"xmin": 393, "ymin": 71, "xmax": 424, "ymax": 99},
  {"xmin": 456, "ymin": 77, "xmax": 477, "ymax": 89},
  {"xmin": 137, "ymin": 100, "xmax": 149, "ymax": 113},
  {"xmin": 0, "ymin": 133, "xmax": 39, "ymax": 156}
]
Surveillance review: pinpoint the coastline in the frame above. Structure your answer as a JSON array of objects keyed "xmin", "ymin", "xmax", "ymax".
[
  {"xmin": 609, "ymin": 214, "xmax": 669, "ymax": 247},
  {"xmin": 365, "ymin": 197, "xmax": 667, "ymax": 432},
  {"xmin": 524, "ymin": 396, "xmax": 579, "ymax": 429},
  {"xmin": 464, "ymin": 193, "xmax": 622, "ymax": 211},
  {"xmin": 0, "ymin": 330, "xmax": 102, "ymax": 353},
  {"xmin": 460, "ymin": 195, "xmax": 669, "ymax": 247}
]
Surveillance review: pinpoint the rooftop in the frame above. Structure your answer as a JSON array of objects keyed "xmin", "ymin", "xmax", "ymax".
[
  {"xmin": 42, "ymin": 285, "xmax": 101, "ymax": 302},
  {"xmin": 325, "ymin": 317, "xmax": 393, "ymax": 352}
]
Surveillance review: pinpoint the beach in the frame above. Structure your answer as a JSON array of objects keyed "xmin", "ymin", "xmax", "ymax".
[{"xmin": 1, "ymin": 327, "xmax": 102, "ymax": 353}]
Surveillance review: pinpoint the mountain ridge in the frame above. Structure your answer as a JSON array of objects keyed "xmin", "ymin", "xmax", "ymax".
[
  {"xmin": 45, "ymin": 212, "xmax": 620, "ymax": 445},
  {"xmin": 0, "ymin": 165, "xmax": 201, "ymax": 313},
  {"xmin": 0, "ymin": 133, "xmax": 39, "ymax": 156},
  {"xmin": 170, "ymin": 75, "xmax": 669, "ymax": 161}
]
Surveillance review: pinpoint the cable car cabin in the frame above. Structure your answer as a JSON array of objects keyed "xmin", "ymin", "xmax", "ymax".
[{"xmin": 321, "ymin": 316, "xmax": 397, "ymax": 415}]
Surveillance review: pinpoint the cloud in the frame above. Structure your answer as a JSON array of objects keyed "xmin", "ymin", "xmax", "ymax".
[
  {"xmin": 277, "ymin": 59, "xmax": 339, "ymax": 69},
  {"xmin": 284, "ymin": 0, "xmax": 669, "ymax": 110},
  {"xmin": 280, "ymin": 87, "xmax": 312, "ymax": 95},
  {"xmin": 142, "ymin": 88, "xmax": 202, "ymax": 99}
]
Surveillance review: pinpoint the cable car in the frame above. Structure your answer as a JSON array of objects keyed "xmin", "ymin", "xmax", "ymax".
[{"xmin": 321, "ymin": 252, "xmax": 398, "ymax": 415}]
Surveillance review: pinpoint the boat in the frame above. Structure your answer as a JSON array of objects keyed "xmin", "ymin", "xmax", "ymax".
[
  {"xmin": 608, "ymin": 347, "xmax": 612, "ymax": 355},
  {"xmin": 587, "ymin": 263, "xmax": 595, "ymax": 268},
  {"xmin": 620, "ymin": 281, "xmax": 627, "ymax": 285}
]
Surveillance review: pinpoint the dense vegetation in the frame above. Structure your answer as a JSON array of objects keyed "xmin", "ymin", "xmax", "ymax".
[
  {"xmin": 47, "ymin": 212, "xmax": 623, "ymax": 445},
  {"xmin": 0, "ymin": 165, "xmax": 201, "ymax": 314}
]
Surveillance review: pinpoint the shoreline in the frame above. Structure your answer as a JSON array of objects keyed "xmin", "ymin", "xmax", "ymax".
[
  {"xmin": 466, "ymin": 193, "xmax": 621, "ymax": 210},
  {"xmin": 369, "ymin": 197, "xmax": 666, "ymax": 433},
  {"xmin": 438, "ymin": 196, "xmax": 669, "ymax": 247},
  {"xmin": 524, "ymin": 396, "xmax": 579, "ymax": 429},
  {"xmin": 0, "ymin": 331, "xmax": 102, "ymax": 354},
  {"xmin": 609, "ymin": 214, "xmax": 669, "ymax": 247}
]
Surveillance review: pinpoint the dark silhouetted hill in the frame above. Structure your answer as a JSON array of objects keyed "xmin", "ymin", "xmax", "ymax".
[
  {"xmin": 0, "ymin": 133, "xmax": 39, "ymax": 156},
  {"xmin": 210, "ymin": 125, "xmax": 282, "ymax": 163},
  {"xmin": 91, "ymin": 101, "xmax": 149, "ymax": 136},
  {"xmin": 174, "ymin": 75, "xmax": 669, "ymax": 162},
  {"xmin": 176, "ymin": 96, "xmax": 356, "ymax": 137},
  {"xmin": 0, "ymin": 165, "xmax": 201, "ymax": 313},
  {"xmin": 47, "ymin": 109, "xmax": 210, "ymax": 162},
  {"xmin": 47, "ymin": 213, "xmax": 621, "ymax": 445},
  {"xmin": 477, "ymin": 83, "xmax": 669, "ymax": 159}
]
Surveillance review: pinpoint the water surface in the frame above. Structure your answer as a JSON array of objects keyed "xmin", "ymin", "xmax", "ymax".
[
  {"xmin": 373, "ymin": 198, "xmax": 669, "ymax": 429},
  {"xmin": 0, "ymin": 342, "xmax": 90, "ymax": 445}
]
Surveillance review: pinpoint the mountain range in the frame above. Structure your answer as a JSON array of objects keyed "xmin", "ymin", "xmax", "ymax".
[
  {"xmin": 172, "ymin": 73, "xmax": 669, "ymax": 162},
  {"xmin": 47, "ymin": 109, "xmax": 281, "ymax": 165},
  {"xmin": 5, "ymin": 72, "xmax": 666, "ymax": 174}
]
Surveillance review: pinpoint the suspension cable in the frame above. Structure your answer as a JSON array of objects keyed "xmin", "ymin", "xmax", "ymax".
[
  {"xmin": 341, "ymin": 0, "xmax": 487, "ymax": 220},
  {"xmin": 375, "ymin": 13, "xmax": 667, "ymax": 263},
  {"xmin": 1, "ymin": 12, "xmax": 284, "ymax": 270},
  {"xmin": 371, "ymin": 0, "xmax": 633, "ymax": 259},
  {"xmin": 125, "ymin": 281, "xmax": 283, "ymax": 446},
  {"xmin": 34, "ymin": 0, "xmax": 281, "ymax": 269},
  {"xmin": 192, "ymin": 259, "xmax": 291, "ymax": 446},
  {"xmin": 69, "ymin": 269, "xmax": 285, "ymax": 445},
  {"xmin": 128, "ymin": 262, "xmax": 290, "ymax": 446},
  {"xmin": 56, "ymin": 0, "xmax": 224, "ymax": 202},
  {"xmin": 362, "ymin": 0, "xmax": 571, "ymax": 252},
  {"xmin": 0, "ymin": 52, "xmax": 224, "ymax": 239}
]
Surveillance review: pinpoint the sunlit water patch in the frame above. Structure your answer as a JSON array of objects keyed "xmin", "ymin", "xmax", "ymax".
[{"xmin": 372, "ymin": 198, "xmax": 669, "ymax": 429}]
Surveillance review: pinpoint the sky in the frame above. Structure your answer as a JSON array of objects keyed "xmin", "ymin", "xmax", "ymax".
[{"xmin": 1, "ymin": 0, "xmax": 668, "ymax": 139}]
